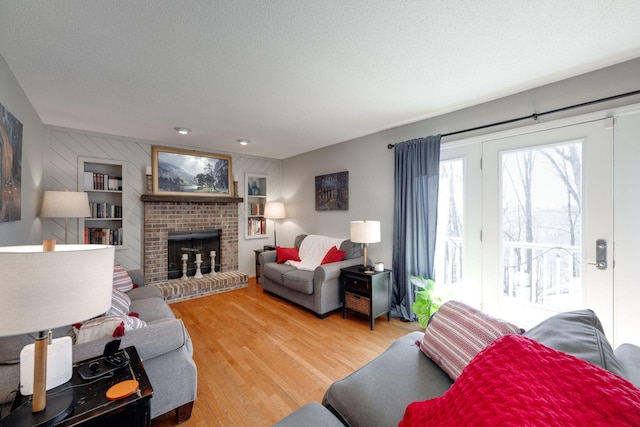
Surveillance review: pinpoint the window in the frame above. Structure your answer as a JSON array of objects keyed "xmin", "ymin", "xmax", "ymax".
[{"xmin": 434, "ymin": 158, "xmax": 464, "ymax": 299}]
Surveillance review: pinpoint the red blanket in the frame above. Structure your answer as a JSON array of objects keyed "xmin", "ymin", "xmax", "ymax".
[{"xmin": 400, "ymin": 334, "xmax": 640, "ymax": 426}]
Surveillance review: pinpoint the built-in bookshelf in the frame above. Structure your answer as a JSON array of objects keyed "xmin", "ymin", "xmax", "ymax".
[
  {"xmin": 78, "ymin": 157, "xmax": 126, "ymax": 248},
  {"xmin": 245, "ymin": 173, "xmax": 267, "ymax": 239}
]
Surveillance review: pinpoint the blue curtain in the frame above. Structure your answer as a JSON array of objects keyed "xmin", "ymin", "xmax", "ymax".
[{"xmin": 391, "ymin": 136, "xmax": 441, "ymax": 321}]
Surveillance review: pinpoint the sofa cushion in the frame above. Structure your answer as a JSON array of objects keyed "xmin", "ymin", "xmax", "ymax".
[
  {"xmin": 273, "ymin": 402, "xmax": 344, "ymax": 427},
  {"xmin": 263, "ymin": 262, "xmax": 298, "ymax": 284},
  {"xmin": 282, "ymin": 269, "xmax": 315, "ymax": 295},
  {"xmin": 400, "ymin": 334, "xmax": 640, "ymax": 427},
  {"xmin": 340, "ymin": 239, "xmax": 362, "ymax": 260},
  {"xmin": 523, "ymin": 309, "xmax": 625, "ymax": 377},
  {"xmin": 126, "ymin": 284, "xmax": 163, "ymax": 301},
  {"xmin": 130, "ymin": 297, "xmax": 176, "ymax": 323},
  {"xmin": 276, "ymin": 247, "xmax": 301, "ymax": 264},
  {"xmin": 294, "ymin": 234, "xmax": 307, "ymax": 248},
  {"xmin": 616, "ymin": 344, "xmax": 640, "ymax": 388},
  {"xmin": 419, "ymin": 300, "xmax": 523, "ymax": 380},
  {"xmin": 323, "ymin": 332, "xmax": 452, "ymax": 427}
]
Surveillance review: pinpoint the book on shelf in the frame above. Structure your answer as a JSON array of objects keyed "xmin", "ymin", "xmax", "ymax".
[
  {"xmin": 247, "ymin": 218, "xmax": 266, "ymax": 235},
  {"xmin": 89, "ymin": 202, "xmax": 122, "ymax": 218},
  {"xmin": 84, "ymin": 172, "xmax": 123, "ymax": 191},
  {"xmin": 248, "ymin": 202, "xmax": 264, "ymax": 216},
  {"xmin": 84, "ymin": 227, "xmax": 123, "ymax": 245}
]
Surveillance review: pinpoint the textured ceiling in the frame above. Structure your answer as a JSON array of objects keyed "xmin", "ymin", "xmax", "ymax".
[{"xmin": 1, "ymin": 1, "xmax": 640, "ymax": 159}]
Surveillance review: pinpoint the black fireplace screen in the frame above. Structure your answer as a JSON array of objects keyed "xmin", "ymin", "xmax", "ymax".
[{"xmin": 167, "ymin": 229, "xmax": 221, "ymax": 279}]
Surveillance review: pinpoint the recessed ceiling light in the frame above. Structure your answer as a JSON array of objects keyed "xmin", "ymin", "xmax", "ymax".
[
  {"xmin": 174, "ymin": 127, "xmax": 191, "ymax": 135},
  {"xmin": 237, "ymin": 139, "xmax": 250, "ymax": 146}
]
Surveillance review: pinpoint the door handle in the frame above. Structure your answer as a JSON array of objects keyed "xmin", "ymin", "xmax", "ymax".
[{"xmin": 595, "ymin": 239, "xmax": 607, "ymax": 270}]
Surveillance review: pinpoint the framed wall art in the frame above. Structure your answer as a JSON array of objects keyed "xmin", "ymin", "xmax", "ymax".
[
  {"xmin": 315, "ymin": 171, "xmax": 348, "ymax": 211},
  {"xmin": 0, "ymin": 101, "xmax": 22, "ymax": 222},
  {"xmin": 152, "ymin": 146, "xmax": 231, "ymax": 197}
]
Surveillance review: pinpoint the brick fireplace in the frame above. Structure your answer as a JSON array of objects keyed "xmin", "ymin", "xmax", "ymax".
[{"xmin": 141, "ymin": 195, "xmax": 242, "ymax": 285}]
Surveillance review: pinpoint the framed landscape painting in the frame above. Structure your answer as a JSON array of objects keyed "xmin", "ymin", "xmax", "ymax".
[{"xmin": 152, "ymin": 146, "xmax": 231, "ymax": 197}]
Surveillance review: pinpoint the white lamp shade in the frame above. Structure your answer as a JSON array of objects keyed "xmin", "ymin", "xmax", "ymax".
[
  {"xmin": 0, "ymin": 244, "xmax": 115, "ymax": 336},
  {"xmin": 350, "ymin": 220, "xmax": 381, "ymax": 244},
  {"xmin": 264, "ymin": 202, "xmax": 286, "ymax": 219},
  {"xmin": 40, "ymin": 191, "xmax": 91, "ymax": 218}
]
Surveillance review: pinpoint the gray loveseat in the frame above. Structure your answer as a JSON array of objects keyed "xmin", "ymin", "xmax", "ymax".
[
  {"xmin": 274, "ymin": 309, "xmax": 640, "ymax": 426},
  {"xmin": 259, "ymin": 234, "xmax": 363, "ymax": 317},
  {"xmin": 0, "ymin": 269, "xmax": 197, "ymax": 424}
]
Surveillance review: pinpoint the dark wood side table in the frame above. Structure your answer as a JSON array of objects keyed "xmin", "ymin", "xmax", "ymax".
[
  {"xmin": 254, "ymin": 246, "xmax": 276, "ymax": 283},
  {"xmin": 341, "ymin": 265, "xmax": 392, "ymax": 330},
  {"xmin": 8, "ymin": 346, "xmax": 154, "ymax": 427}
]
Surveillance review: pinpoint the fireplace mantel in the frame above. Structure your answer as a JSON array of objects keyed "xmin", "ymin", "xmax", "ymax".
[{"xmin": 141, "ymin": 194, "xmax": 243, "ymax": 204}]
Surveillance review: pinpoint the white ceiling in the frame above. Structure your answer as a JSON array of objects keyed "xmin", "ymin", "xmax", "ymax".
[{"xmin": 1, "ymin": 1, "xmax": 640, "ymax": 160}]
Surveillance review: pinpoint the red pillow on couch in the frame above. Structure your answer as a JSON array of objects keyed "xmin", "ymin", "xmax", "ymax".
[
  {"xmin": 321, "ymin": 246, "xmax": 346, "ymax": 265},
  {"xmin": 276, "ymin": 247, "xmax": 301, "ymax": 264}
]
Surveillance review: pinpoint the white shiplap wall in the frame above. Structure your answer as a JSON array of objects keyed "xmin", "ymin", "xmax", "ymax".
[
  {"xmin": 44, "ymin": 127, "xmax": 281, "ymax": 276},
  {"xmin": 45, "ymin": 129, "xmax": 149, "ymax": 270}
]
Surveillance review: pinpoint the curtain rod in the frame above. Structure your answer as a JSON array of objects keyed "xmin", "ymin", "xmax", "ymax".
[{"xmin": 387, "ymin": 89, "xmax": 640, "ymax": 150}]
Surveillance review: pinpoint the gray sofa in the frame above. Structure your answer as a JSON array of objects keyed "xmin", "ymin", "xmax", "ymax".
[
  {"xmin": 259, "ymin": 235, "xmax": 363, "ymax": 317},
  {"xmin": 274, "ymin": 309, "xmax": 640, "ymax": 426},
  {"xmin": 0, "ymin": 269, "xmax": 197, "ymax": 423}
]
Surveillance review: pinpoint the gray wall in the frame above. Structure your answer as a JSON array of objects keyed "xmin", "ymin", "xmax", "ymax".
[
  {"xmin": 280, "ymin": 57, "xmax": 640, "ymax": 346},
  {"xmin": 280, "ymin": 57, "xmax": 640, "ymax": 270},
  {"xmin": 0, "ymin": 54, "xmax": 46, "ymax": 246}
]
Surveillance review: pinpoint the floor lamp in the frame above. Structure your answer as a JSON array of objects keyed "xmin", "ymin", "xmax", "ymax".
[
  {"xmin": 40, "ymin": 191, "xmax": 91, "ymax": 244},
  {"xmin": 0, "ymin": 243, "xmax": 115, "ymax": 426},
  {"xmin": 350, "ymin": 219, "xmax": 381, "ymax": 270},
  {"xmin": 263, "ymin": 202, "xmax": 286, "ymax": 247}
]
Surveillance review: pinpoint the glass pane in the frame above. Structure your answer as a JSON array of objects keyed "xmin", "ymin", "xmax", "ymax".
[
  {"xmin": 435, "ymin": 158, "xmax": 464, "ymax": 299},
  {"xmin": 500, "ymin": 141, "xmax": 582, "ymax": 322}
]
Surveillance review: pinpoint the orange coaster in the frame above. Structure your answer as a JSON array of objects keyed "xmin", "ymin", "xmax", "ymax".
[{"xmin": 106, "ymin": 379, "xmax": 139, "ymax": 400}]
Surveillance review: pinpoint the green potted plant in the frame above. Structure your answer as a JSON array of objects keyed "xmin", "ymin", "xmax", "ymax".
[{"xmin": 410, "ymin": 275, "xmax": 442, "ymax": 328}]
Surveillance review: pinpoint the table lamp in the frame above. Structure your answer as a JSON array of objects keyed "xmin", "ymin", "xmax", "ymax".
[
  {"xmin": 263, "ymin": 202, "xmax": 286, "ymax": 247},
  {"xmin": 40, "ymin": 191, "xmax": 92, "ymax": 244},
  {"xmin": 0, "ymin": 242, "xmax": 115, "ymax": 426},
  {"xmin": 350, "ymin": 219, "xmax": 381, "ymax": 270}
]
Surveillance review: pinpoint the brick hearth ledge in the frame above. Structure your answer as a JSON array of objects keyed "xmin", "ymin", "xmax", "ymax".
[{"xmin": 154, "ymin": 271, "xmax": 248, "ymax": 303}]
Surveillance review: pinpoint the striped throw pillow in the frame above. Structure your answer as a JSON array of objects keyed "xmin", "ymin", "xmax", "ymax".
[
  {"xmin": 113, "ymin": 263, "xmax": 134, "ymax": 292},
  {"xmin": 107, "ymin": 288, "xmax": 131, "ymax": 316},
  {"xmin": 74, "ymin": 314, "xmax": 147, "ymax": 344},
  {"xmin": 420, "ymin": 300, "xmax": 523, "ymax": 380}
]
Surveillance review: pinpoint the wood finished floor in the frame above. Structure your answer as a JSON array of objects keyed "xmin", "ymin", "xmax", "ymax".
[{"xmin": 151, "ymin": 278, "xmax": 421, "ymax": 427}]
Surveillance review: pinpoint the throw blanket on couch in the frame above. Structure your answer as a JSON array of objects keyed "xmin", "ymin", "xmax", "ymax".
[
  {"xmin": 286, "ymin": 235, "xmax": 346, "ymax": 271},
  {"xmin": 400, "ymin": 334, "xmax": 640, "ymax": 426}
]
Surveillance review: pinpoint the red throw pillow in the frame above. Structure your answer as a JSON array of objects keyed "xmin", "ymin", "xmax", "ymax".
[
  {"xmin": 321, "ymin": 246, "xmax": 346, "ymax": 265},
  {"xmin": 401, "ymin": 334, "xmax": 640, "ymax": 427},
  {"xmin": 276, "ymin": 247, "xmax": 301, "ymax": 264}
]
